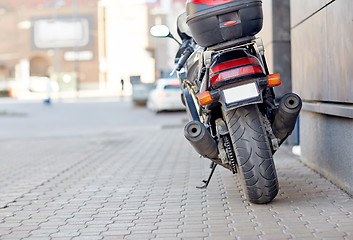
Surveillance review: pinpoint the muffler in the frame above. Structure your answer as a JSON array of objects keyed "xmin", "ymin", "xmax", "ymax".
[
  {"xmin": 184, "ymin": 120, "xmax": 219, "ymax": 159},
  {"xmin": 272, "ymin": 93, "xmax": 302, "ymax": 143}
]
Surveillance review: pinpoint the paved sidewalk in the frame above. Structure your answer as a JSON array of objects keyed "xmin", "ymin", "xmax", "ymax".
[{"xmin": 0, "ymin": 100, "xmax": 352, "ymax": 239}]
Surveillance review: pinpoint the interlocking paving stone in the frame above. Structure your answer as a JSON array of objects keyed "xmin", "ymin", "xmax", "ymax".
[{"xmin": 0, "ymin": 100, "xmax": 352, "ymax": 239}]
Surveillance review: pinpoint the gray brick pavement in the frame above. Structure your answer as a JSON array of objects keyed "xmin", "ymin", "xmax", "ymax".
[{"xmin": 0, "ymin": 100, "xmax": 352, "ymax": 239}]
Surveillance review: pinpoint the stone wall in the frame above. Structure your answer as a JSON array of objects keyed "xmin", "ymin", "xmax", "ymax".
[
  {"xmin": 290, "ymin": 0, "xmax": 353, "ymax": 194},
  {"xmin": 260, "ymin": 0, "xmax": 292, "ymax": 99},
  {"xmin": 259, "ymin": 0, "xmax": 299, "ymax": 144}
]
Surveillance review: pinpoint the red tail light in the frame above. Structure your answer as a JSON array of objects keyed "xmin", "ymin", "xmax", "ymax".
[
  {"xmin": 209, "ymin": 57, "xmax": 259, "ymax": 75},
  {"xmin": 210, "ymin": 57, "xmax": 263, "ymax": 86}
]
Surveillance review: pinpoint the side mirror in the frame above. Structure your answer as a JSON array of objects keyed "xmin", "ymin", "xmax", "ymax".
[
  {"xmin": 150, "ymin": 25, "xmax": 181, "ymax": 46},
  {"xmin": 150, "ymin": 25, "xmax": 170, "ymax": 38}
]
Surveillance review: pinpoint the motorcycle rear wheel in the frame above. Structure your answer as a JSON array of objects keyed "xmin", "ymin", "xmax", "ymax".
[{"xmin": 223, "ymin": 105, "xmax": 279, "ymax": 204}]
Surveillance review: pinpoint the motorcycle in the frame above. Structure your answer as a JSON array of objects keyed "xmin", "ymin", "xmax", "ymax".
[{"xmin": 150, "ymin": 0, "xmax": 301, "ymax": 204}]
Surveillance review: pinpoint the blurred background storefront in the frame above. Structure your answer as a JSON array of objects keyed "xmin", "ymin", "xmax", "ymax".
[
  {"xmin": 0, "ymin": 0, "xmax": 185, "ymax": 97},
  {"xmin": 0, "ymin": 0, "xmax": 99, "ymax": 96}
]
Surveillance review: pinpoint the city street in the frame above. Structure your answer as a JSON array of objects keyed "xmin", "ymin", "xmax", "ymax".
[{"xmin": 0, "ymin": 97, "xmax": 352, "ymax": 240}]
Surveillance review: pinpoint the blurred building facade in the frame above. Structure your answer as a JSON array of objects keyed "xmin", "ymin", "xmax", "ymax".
[
  {"xmin": 0, "ymin": 0, "xmax": 184, "ymax": 96},
  {"xmin": 95, "ymin": 0, "xmax": 184, "ymax": 94},
  {"xmin": 0, "ymin": 0, "xmax": 100, "ymax": 93},
  {"xmin": 147, "ymin": 0, "xmax": 185, "ymax": 79},
  {"xmin": 98, "ymin": 1, "xmax": 154, "ymax": 94}
]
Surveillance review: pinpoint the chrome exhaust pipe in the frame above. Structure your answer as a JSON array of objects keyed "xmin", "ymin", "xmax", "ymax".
[
  {"xmin": 184, "ymin": 120, "xmax": 219, "ymax": 159},
  {"xmin": 272, "ymin": 93, "xmax": 302, "ymax": 143}
]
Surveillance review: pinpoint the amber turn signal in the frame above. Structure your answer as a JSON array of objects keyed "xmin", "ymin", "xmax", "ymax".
[
  {"xmin": 197, "ymin": 91, "xmax": 213, "ymax": 105},
  {"xmin": 267, "ymin": 73, "xmax": 281, "ymax": 87}
]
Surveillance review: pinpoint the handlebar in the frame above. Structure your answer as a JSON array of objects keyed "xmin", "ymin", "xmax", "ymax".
[{"xmin": 170, "ymin": 46, "xmax": 194, "ymax": 76}]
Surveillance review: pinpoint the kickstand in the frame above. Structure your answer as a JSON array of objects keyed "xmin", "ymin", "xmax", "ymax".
[{"xmin": 196, "ymin": 163, "xmax": 217, "ymax": 189}]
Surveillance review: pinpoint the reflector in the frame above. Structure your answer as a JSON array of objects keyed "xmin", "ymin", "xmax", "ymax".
[{"xmin": 224, "ymin": 20, "xmax": 237, "ymax": 26}]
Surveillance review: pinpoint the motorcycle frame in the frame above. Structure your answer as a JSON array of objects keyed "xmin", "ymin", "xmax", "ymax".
[
  {"xmin": 180, "ymin": 38, "xmax": 280, "ymax": 154},
  {"xmin": 182, "ymin": 38, "xmax": 276, "ymax": 115}
]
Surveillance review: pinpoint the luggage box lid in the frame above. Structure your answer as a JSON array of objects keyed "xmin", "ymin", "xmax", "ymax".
[{"xmin": 186, "ymin": 0, "xmax": 262, "ymax": 23}]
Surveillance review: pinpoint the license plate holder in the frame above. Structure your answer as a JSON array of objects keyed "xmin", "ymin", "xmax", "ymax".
[{"xmin": 222, "ymin": 82, "xmax": 261, "ymax": 107}]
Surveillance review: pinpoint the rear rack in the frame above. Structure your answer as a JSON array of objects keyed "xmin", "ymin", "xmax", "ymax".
[{"xmin": 207, "ymin": 36, "xmax": 256, "ymax": 52}]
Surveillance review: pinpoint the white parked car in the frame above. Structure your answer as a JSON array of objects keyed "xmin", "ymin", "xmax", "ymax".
[{"xmin": 147, "ymin": 78, "xmax": 185, "ymax": 113}]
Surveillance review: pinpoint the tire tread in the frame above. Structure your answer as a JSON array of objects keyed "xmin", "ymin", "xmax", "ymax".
[{"xmin": 224, "ymin": 105, "xmax": 278, "ymax": 204}]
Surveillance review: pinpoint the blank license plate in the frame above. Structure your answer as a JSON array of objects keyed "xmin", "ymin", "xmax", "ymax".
[{"xmin": 222, "ymin": 82, "xmax": 259, "ymax": 104}]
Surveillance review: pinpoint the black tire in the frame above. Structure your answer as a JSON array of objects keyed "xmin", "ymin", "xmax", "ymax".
[{"xmin": 223, "ymin": 105, "xmax": 278, "ymax": 204}]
